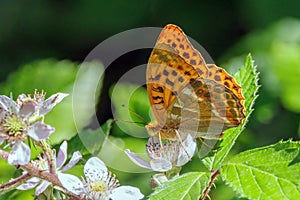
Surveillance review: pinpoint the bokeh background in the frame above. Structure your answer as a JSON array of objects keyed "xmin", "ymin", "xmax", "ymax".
[{"xmin": 0, "ymin": 0, "xmax": 300, "ymax": 199}]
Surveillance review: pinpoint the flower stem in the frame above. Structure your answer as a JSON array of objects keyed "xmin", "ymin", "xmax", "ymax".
[
  {"xmin": 0, "ymin": 173, "xmax": 32, "ymax": 194},
  {"xmin": 0, "ymin": 149, "xmax": 81, "ymax": 199},
  {"xmin": 38, "ymin": 140, "xmax": 55, "ymax": 174},
  {"xmin": 200, "ymin": 170, "xmax": 220, "ymax": 200}
]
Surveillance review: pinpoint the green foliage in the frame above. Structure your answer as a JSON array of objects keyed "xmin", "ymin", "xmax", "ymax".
[
  {"xmin": 203, "ymin": 54, "xmax": 259, "ymax": 170},
  {"xmin": 221, "ymin": 140, "xmax": 300, "ymax": 199},
  {"xmin": 150, "ymin": 172, "xmax": 211, "ymax": 200},
  {"xmin": 222, "ymin": 18, "xmax": 300, "ymax": 114}
]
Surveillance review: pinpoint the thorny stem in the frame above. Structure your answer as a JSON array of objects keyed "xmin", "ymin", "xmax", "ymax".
[
  {"xmin": 0, "ymin": 173, "xmax": 32, "ymax": 194},
  {"xmin": 200, "ymin": 170, "xmax": 220, "ymax": 200},
  {"xmin": 0, "ymin": 149, "xmax": 82, "ymax": 199},
  {"xmin": 38, "ymin": 140, "xmax": 55, "ymax": 174}
]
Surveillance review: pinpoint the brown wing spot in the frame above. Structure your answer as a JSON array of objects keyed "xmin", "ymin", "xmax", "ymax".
[
  {"xmin": 225, "ymin": 76, "xmax": 232, "ymax": 81},
  {"xmin": 177, "ymin": 38, "xmax": 180, "ymax": 42},
  {"xmin": 229, "ymin": 108, "xmax": 237, "ymax": 117},
  {"xmin": 163, "ymin": 69, "xmax": 169, "ymax": 76},
  {"xmin": 196, "ymin": 68, "xmax": 203, "ymax": 75},
  {"xmin": 179, "ymin": 44, "xmax": 184, "ymax": 49},
  {"xmin": 177, "ymin": 65, "xmax": 183, "ymax": 70},
  {"xmin": 208, "ymin": 72, "xmax": 212, "ymax": 77},
  {"xmin": 233, "ymin": 85, "xmax": 240, "ymax": 92},
  {"xmin": 192, "ymin": 52, "xmax": 197, "ymax": 57},
  {"xmin": 171, "ymin": 91, "xmax": 177, "ymax": 96},
  {"xmin": 178, "ymin": 76, "xmax": 184, "ymax": 83},
  {"xmin": 224, "ymin": 81, "xmax": 230, "ymax": 88},
  {"xmin": 227, "ymin": 100, "xmax": 234, "ymax": 106},
  {"xmin": 154, "ymin": 74, "xmax": 161, "ymax": 80},
  {"xmin": 172, "ymin": 43, "xmax": 177, "ymax": 48},
  {"xmin": 184, "ymin": 71, "xmax": 191, "ymax": 76},
  {"xmin": 166, "ymin": 78, "xmax": 174, "ymax": 86},
  {"xmin": 190, "ymin": 59, "xmax": 196, "ymax": 65},
  {"xmin": 204, "ymin": 92, "xmax": 211, "ymax": 98},
  {"xmin": 183, "ymin": 52, "xmax": 190, "ymax": 59},
  {"xmin": 171, "ymin": 70, "xmax": 178, "ymax": 76},
  {"xmin": 214, "ymin": 75, "xmax": 221, "ymax": 81},
  {"xmin": 216, "ymin": 69, "xmax": 223, "ymax": 73},
  {"xmin": 224, "ymin": 93, "xmax": 231, "ymax": 99},
  {"xmin": 158, "ymin": 54, "xmax": 170, "ymax": 63},
  {"xmin": 152, "ymin": 86, "xmax": 164, "ymax": 93},
  {"xmin": 167, "ymin": 39, "xmax": 171, "ymax": 43},
  {"xmin": 207, "ymin": 65, "xmax": 213, "ymax": 68},
  {"xmin": 191, "ymin": 80, "xmax": 202, "ymax": 88},
  {"xmin": 198, "ymin": 60, "xmax": 203, "ymax": 65}
]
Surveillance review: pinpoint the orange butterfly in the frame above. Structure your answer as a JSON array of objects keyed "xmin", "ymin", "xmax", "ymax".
[{"xmin": 146, "ymin": 24, "xmax": 245, "ymax": 141}]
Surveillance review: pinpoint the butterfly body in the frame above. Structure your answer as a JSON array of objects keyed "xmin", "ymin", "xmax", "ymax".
[{"xmin": 146, "ymin": 24, "xmax": 245, "ymax": 141}]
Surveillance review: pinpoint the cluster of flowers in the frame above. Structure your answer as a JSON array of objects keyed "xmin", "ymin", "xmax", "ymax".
[{"xmin": 0, "ymin": 91, "xmax": 144, "ymax": 200}]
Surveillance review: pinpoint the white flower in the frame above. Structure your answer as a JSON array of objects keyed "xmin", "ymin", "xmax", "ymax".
[
  {"xmin": 58, "ymin": 157, "xmax": 144, "ymax": 200},
  {"xmin": 0, "ymin": 91, "xmax": 68, "ymax": 165},
  {"xmin": 125, "ymin": 134, "xmax": 196, "ymax": 172},
  {"xmin": 17, "ymin": 141, "xmax": 82, "ymax": 196}
]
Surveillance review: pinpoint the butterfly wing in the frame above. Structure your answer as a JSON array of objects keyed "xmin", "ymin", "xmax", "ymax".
[{"xmin": 147, "ymin": 24, "xmax": 208, "ymax": 126}]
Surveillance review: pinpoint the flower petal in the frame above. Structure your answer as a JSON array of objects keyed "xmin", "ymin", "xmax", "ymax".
[
  {"xmin": 150, "ymin": 158, "xmax": 172, "ymax": 172},
  {"xmin": 0, "ymin": 133, "xmax": 8, "ymax": 145},
  {"xmin": 61, "ymin": 151, "xmax": 82, "ymax": 172},
  {"xmin": 35, "ymin": 180, "xmax": 51, "ymax": 196},
  {"xmin": 27, "ymin": 122, "xmax": 55, "ymax": 141},
  {"xmin": 146, "ymin": 137, "xmax": 161, "ymax": 159},
  {"xmin": 39, "ymin": 93, "xmax": 69, "ymax": 115},
  {"xmin": 57, "ymin": 172, "xmax": 84, "ymax": 195},
  {"xmin": 56, "ymin": 141, "xmax": 68, "ymax": 169},
  {"xmin": 84, "ymin": 157, "xmax": 107, "ymax": 181},
  {"xmin": 0, "ymin": 95, "xmax": 18, "ymax": 119},
  {"xmin": 125, "ymin": 149, "xmax": 151, "ymax": 169},
  {"xmin": 110, "ymin": 186, "xmax": 144, "ymax": 200},
  {"xmin": 7, "ymin": 142, "xmax": 30, "ymax": 165},
  {"xmin": 177, "ymin": 134, "xmax": 196, "ymax": 166},
  {"xmin": 17, "ymin": 177, "xmax": 40, "ymax": 190},
  {"xmin": 19, "ymin": 100, "xmax": 37, "ymax": 118}
]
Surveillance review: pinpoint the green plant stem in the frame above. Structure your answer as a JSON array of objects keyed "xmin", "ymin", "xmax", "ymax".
[
  {"xmin": 200, "ymin": 170, "xmax": 220, "ymax": 200},
  {"xmin": 0, "ymin": 149, "xmax": 82, "ymax": 199}
]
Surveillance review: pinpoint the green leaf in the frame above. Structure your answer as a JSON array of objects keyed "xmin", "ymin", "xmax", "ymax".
[
  {"xmin": 55, "ymin": 119, "xmax": 113, "ymax": 158},
  {"xmin": 150, "ymin": 172, "xmax": 211, "ymax": 200},
  {"xmin": 220, "ymin": 140, "xmax": 300, "ymax": 200},
  {"xmin": 203, "ymin": 54, "xmax": 260, "ymax": 170}
]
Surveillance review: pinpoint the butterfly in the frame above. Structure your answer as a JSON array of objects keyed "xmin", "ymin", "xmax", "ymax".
[{"xmin": 146, "ymin": 24, "xmax": 246, "ymax": 141}]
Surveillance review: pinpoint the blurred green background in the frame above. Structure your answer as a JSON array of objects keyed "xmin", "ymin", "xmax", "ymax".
[{"xmin": 0, "ymin": 0, "xmax": 300, "ymax": 199}]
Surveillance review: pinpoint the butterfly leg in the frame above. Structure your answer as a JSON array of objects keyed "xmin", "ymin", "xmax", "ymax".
[{"xmin": 175, "ymin": 130, "xmax": 191, "ymax": 160}]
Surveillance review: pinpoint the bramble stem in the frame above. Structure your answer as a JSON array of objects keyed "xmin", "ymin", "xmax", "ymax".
[
  {"xmin": 38, "ymin": 140, "xmax": 55, "ymax": 174},
  {"xmin": 0, "ymin": 149, "xmax": 81, "ymax": 199},
  {"xmin": 0, "ymin": 173, "xmax": 32, "ymax": 194},
  {"xmin": 200, "ymin": 170, "xmax": 220, "ymax": 200}
]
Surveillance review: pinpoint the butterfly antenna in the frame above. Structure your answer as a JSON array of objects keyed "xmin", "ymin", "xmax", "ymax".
[
  {"xmin": 113, "ymin": 119, "xmax": 146, "ymax": 125},
  {"xmin": 120, "ymin": 104, "xmax": 148, "ymax": 124}
]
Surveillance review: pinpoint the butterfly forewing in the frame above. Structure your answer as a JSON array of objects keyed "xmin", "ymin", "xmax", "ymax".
[{"xmin": 146, "ymin": 24, "xmax": 246, "ymax": 141}]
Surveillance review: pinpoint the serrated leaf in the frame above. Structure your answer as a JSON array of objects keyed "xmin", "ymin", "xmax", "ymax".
[
  {"xmin": 150, "ymin": 172, "xmax": 211, "ymax": 200},
  {"xmin": 203, "ymin": 54, "xmax": 260, "ymax": 170},
  {"xmin": 221, "ymin": 140, "xmax": 300, "ymax": 200}
]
